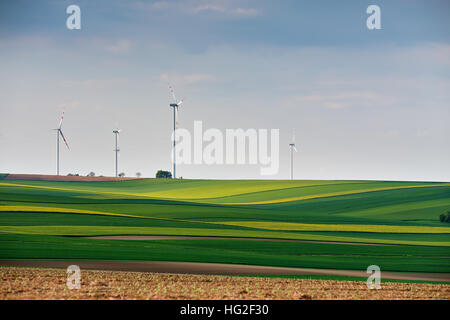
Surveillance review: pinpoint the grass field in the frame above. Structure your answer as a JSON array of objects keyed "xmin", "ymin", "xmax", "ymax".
[{"xmin": 1, "ymin": 175, "xmax": 449, "ymax": 277}]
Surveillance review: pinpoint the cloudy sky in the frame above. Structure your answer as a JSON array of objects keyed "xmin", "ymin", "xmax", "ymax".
[{"xmin": 0, "ymin": 0, "xmax": 449, "ymax": 181}]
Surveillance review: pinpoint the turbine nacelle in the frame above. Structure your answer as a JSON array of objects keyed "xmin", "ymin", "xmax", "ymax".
[
  {"xmin": 289, "ymin": 143, "xmax": 297, "ymax": 152},
  {"xmin": 168, "ymin": 83, "xmax": 185, "ymax": 108},
  {"xmin": 170, "ymin": 100, "xmax": 184, "ymax": 108}
]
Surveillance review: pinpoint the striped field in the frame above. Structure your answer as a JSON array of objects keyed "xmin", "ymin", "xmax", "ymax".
[{"xmin": 0, "ymin": 175, "xmax": 449, "ymax": 277}]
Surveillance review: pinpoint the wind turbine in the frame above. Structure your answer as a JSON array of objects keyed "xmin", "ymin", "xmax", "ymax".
[
  {"xmin": 168, "ymin": 83, "xmax": 184, "ymax": 179},
  {"xmin": 113, "ymin": 129, "xmax": 121, "ymax": 177},
  {"xmin": 289, "ymin": 130, "xmax": 297, "ymax": 180},
  {"xmin": 54, "ymin": 111, "xmax": 70, "ymax": 175}
]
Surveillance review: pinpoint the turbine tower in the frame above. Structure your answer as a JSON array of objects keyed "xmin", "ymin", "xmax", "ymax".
[
  {"xmin": 113, "ymin": 129, "xmax": 121, "ymax": 177},
  {"xmin": 168, "ymin": 84, "xmax": 184, "ymax": 179},
  {"xmin": 289, "ymin": 130, "xmax": 297, "ymax": 180},
  {"xmin": 54, "ymin": 111, "xmax": 70, "ymax": 175}
]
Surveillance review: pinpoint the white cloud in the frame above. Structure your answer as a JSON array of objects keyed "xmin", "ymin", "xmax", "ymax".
[
  {"xmin": 57, "ymin": 101, "xmax": 80, "ymax": 111},
  {"xmin": 76, "ymin": 38, "xmax": 133, "ymax": 55},
  {"xmin": 137, "ymin": 0, "xmax": 261, "ymax": 17},
  {"xmin": 152, "ymin": 1, "xmax": 170, "ymax": 9},
  {"xmin": 193, "ymin": 4, "xmax": 226, "ymax": 13},
  {"xmin": 234, "ymin": 7, "xmax": 261, "ymax": 16},
  {"xmin": 191, "ymin": 4, "xmax": 260, "ymax": 16},
  {"xmin": 290, "ymin": 92, "xmax": 382, "ymax": 109},
  {"xmin": 385, "ymin": 129, "xmax": 400, "ymax": 137},
  {"xmin": 159, "ymin": 73, "xmax": 215, "ymax": 85},
  {"xmin": 58, "ymin": 78, "xmax": 129, "ymax": 89},
  {"xmin": 395, "ymin": 43, "xmax": 450, "ymax": 66},
  {"xmin": 416, "ymin": 128, "xmax": 433, "ymax": 137},
  {"xmin": 104, "ymin": 40, "xmax": 133, "ymax": 54}
]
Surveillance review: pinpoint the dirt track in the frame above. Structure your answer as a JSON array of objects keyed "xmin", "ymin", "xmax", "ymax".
[
  {"xmin": 3, "ymin": 173, "xmax": 137, "ymax": 182},
  {"xmin": 2, "ymin": 260, "xmax": 449, "ymax": 282}
]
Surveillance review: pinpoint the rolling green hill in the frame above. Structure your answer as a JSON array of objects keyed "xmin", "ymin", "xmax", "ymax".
[{"xmin": 0, "ymin": 178, "xmax": 449, "ymax": 274}]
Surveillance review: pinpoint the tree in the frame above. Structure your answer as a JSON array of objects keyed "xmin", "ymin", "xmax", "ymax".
[
  {"xmin": 87, "ymin": 172, "xmax": 95, "ymax": 177},
  {"xmin": 156, "ymin": 170, "xmax": 172, "ymax": 179},
  {"xmin": 136, "ymin": 172, "xmax": 142, "ymax": 178},
  {"xmin": 440, "ymin": 212, "xmax": 450, "ymax": 223},
  {"xmin": 118, "ymin": 172, "xmax": 125, "ymax": 177}
]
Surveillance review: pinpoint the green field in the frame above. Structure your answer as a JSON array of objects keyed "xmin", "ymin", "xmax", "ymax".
[{"xmin": 0, "ymin": 176, "xmax": 449, "ymax": 275}]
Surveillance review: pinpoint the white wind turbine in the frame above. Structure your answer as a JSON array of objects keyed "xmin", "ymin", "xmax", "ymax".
[
  {"xmin": 289, "ymin": 130, "xmax": 298, "ymax": 180},
  {"xmin": 113, "ymin": 129, "xmax": 121, "ymax": 177},
  {"xmin": 168, "ymin": 83, "xmax": 185, "ymax": 179},
  {"xmin": 54, "ymin": 111, "xmax": 70, "ymax": 175}
]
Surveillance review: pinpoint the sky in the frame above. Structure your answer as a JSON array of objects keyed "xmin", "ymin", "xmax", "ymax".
[{"xmin": 0, "ymin": 0, "xmax": 449, "ymax": 181}]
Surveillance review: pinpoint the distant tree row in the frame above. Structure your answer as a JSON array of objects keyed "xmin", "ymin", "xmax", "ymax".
[
  {"xmin": 156, "ymin": 170, "xmax": 172, "ymax": 179},
  {"xmin": 66, "ymin": 172, "xmax": 146, "ymax": 178},
  {"xmin": 439, "ymin": 212, "xmax": 450, "ymax": 223}
]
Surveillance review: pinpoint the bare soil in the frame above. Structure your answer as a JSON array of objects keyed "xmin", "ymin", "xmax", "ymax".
[
  {"xmin": 1, "ymin": 267, "xmax": 448, "ymax": 300},
  {"xmin": 2, "ymin": 260, "xmax": 449, "ymax": 282}
]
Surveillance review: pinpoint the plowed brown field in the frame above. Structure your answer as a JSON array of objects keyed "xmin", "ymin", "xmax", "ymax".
[{"xmin": 1, "ymin": 267, "xmax": 448, "ymax": 300}]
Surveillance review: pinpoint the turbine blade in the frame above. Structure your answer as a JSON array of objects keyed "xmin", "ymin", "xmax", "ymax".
[
  {"xmin": 294, "ymin": 146, "xmax": 298, "ymax": 152},
  {"xmin": 59, "ymin": 129, "xmax": 70, "ymax": 150},
  {"xmin": 177, "ymin": 98, "xmax": 184, "ymax": 106},
  {"xmin": 168, "ymin": 83, "xmax": 177, "ymax": 103},
  {"xmin": 58, "ymin": 111, "xmax": 65, "ymax": 129}
]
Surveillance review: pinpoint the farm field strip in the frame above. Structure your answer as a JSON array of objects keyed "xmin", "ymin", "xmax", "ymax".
[
  {"xmin": 0, "ymin": 177, "xmax": 449, "ymax": 278},
  {"xmin": 339, "ymin": 198, "xmax": 450, "ymax": 217},
  {"xmin": 0, "ymin": 182, "xmax": 150, "ymax": 200},
  {"xmin": 2, "ymin": 225, "xmax": 450, "ymax": 246},
  {"xmin": 1, "ymin": 180, "xmax": 449, "ymax": 204},
  {"xmin": 215, "ymin": 184, "xmax": 450, "ymax": 205},
  {"xmin": 0, "ymin": 205, "xmax": 215, "ymax": 226},
  {"xmin": 214, "ymin": 221, "xmax": 450, "ymax": 234},
  {"xmin": 1, "ymin": 205, "xmax": 449, "ymax": 235},
  {"xmin": 1, "ymin": 234, "xmax": 449, "ymax": 273}
]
